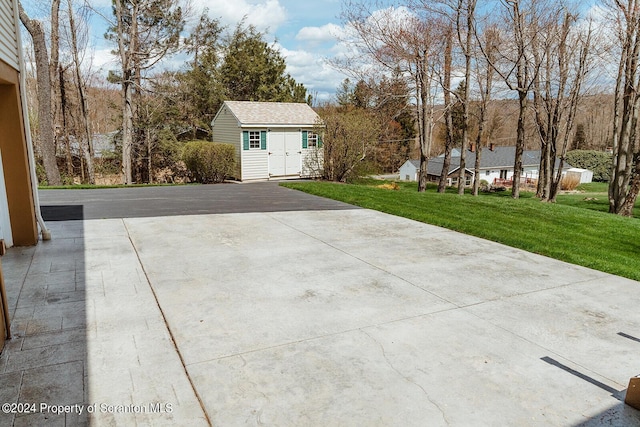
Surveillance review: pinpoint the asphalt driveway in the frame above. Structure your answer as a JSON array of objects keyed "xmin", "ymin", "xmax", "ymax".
[
  {"xmin": 38, "ymin": 182, "xmax": 355, "ymax": 220},
  {"xmin": 2, "ymin": 182, "xmax": 638, "ymax": 425}
]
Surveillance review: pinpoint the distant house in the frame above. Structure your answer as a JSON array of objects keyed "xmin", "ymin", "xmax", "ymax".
[
  {"xmin": 398, "ymin": 146, "xmax": 589, "ymax": 186},
  {"xmin": 399, "ymin": 158, "xmax": 474, "ymax": 185},
  {"xmin": 211, "ymin": 101, "xmax": 323, "ymax": 181}
]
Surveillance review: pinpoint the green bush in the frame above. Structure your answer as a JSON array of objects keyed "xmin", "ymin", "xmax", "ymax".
[
  {"xmin": 565, "ymin": 150, "xmax": 612, "ymax": 182},
  {"xmin": 182, "ymin": 141, "xmax": 236, "ymax": 183}
]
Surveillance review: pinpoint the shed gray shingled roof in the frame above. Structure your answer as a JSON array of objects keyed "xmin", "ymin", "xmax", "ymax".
[{"xmin": 221, "ymin": 101, "xmax": 321, "ymax": 126}]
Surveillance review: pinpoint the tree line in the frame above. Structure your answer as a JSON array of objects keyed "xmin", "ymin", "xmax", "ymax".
[
  {"xmin": 17, "ymin": 0, "xmax": 640, "ymax": 217},
  {"xmin": 19, "ymin": 1, "xmax": 309, "ymax": 186},
  {"xmin": 332, "ymin": 0, "xmax": 639, "ymax": 216}
]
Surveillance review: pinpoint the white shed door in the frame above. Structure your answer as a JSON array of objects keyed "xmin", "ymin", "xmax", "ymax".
[
  {"xmin": 0, "ymin": 149, "xmax": 13, "ymax": 247},
  {"xmin": 269, "ymin": 131, "xmax": 286, "ymax": 177},
  {"xmin": 269, "ymin": 130, "xmax": 301, "ymax": 177},
  {"xmin": 285, "ymin": 132, "xmax": 301, "ymax": 176}
]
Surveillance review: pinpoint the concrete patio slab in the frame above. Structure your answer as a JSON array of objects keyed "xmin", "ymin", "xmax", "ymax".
[
  {"xmin": 0, "ymin": 188, "xmax": 639, "ymax": 426},
  {"xmin": 122, "ymin": 208, "xmax": 640, "ymax": 426}
]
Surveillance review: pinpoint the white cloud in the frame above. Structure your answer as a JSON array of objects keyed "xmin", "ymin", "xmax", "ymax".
[
  {"xmin": 277, "ymin": 44, "xmax": 348, "ymax": 103},
  {"xmin": 191, "ymin": 0, "xmax": 287, "ymax": 33},
  {"xmin": 295, "ymin": 23, "xmax": 342, "ymax": 44},
  {"xmin": 88, "ymin": 47, "xmax": 115, "ymax": 71}
]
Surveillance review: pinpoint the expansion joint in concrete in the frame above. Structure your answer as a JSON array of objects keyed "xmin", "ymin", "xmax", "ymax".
[{"xmin": 121, "ymin": 219, "xmax": 213, "ymax": 427}]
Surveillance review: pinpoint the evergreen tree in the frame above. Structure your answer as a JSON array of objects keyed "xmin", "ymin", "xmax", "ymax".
[{"xmin": 220, "ymin": 23, "xmax": 309, "ymax": 103}]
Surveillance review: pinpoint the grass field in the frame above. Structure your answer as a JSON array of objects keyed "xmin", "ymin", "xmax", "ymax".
[{"xmin": 281, "ymin": 180, "xmax": 640, "ymax": 282}]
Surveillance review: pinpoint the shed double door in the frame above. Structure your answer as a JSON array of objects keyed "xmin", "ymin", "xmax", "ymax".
[{"xmin": 269, "ymin": 130, "xmax": 301, "ymax": 177}]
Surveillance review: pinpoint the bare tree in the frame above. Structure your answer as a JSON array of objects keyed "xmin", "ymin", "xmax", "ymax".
[
  {"xmin": 66, "ymin": 0, "xmax": 95, "ymax": 183},
  {"xmin": 607, "ymin": 0, "xmax": 640, "ymax": 216},
  {"xmin": 455, "ymin": 0, "xmax": 477, "ymax": 194},
  {"xmin": 339, "ymin": 2, "xmax": 445, "ymax": 191},
  {"xmin": 18, "ymin": 3, "xmax": 62, "ymax": 185},
  {"xmin": 479, "ymin": 0, "xmax": 546, "ymax": 199},
  {"xmin": 532, "ymin": 9, "xmax": 592, "ymax": 202},
  {"xmin": 472, "ymin": 25, "xmax": 498, "ymax": 196},
  {"xmin": 106, "ymin": 0, "xmax": 185, "ymax": 184},
  {"xmin": 439, "ymin": 24, "xmax": 455, "ymax": 193}
]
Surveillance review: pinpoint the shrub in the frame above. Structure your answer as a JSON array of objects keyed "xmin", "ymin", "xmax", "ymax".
[
  {"xmin": 182, "ymin": 141, "xmax": 236, "ymax": 183},
  {"xmin": 565, "ymin": 150, "xmax": 612, "ymax": 182},
  {"xmin": 560, "ymin": 173, "xmax": 581, "ymax": 191}
]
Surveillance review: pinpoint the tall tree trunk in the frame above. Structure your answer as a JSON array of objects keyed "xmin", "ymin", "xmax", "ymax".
[
  {"xmin": 67, "ymin": 0, "xmax": 95, "ymax": 184},
  {"xmin": 609, "ymin": 3, "xmax": 640, "ymax": 214},
  {"xmin": 417, "ymin": 55, "xmax": 432, "ymax": 193},
  {"xmin": 114, "ymin": 0, "xmax": 137, "ymax": 185},
  {"xmin": 50, "ymin": 0, "xmax": 61, "ymax": 165},
  {"xmin": 457, "ymin": 0, "xmax": 476, "ymax": 195},
  {"xmin": 59, "ymin": 66, "xmax": 73, "ymax": 177},
  {"xmin": 439, "ymin": 26, "xmax": 454, "ymax": 193},
  {"xmin": 619, "ymin": 163, "xmax": 640, "ymax": 216},
  {"xmin": 512, "ymin": 90, "xmax": 527, "ymax": 199},
  {"xmin": 18, "ymin": 4, "xmax": 62, "ymax": 185}
]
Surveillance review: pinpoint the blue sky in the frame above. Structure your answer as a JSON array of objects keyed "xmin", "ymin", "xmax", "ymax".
[{"xmin": 21, "ymin": 0, "xmax": 351, "ymax": 102}]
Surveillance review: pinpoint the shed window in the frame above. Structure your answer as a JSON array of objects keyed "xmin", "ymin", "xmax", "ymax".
[
  {"xmin": 302, "ymin": 131, "xmax": 322, "ymax": 149},
  {"xmin": 307, "ymin": 132, "xmax": 318, "ymax": 147},
  {"xmin": 249, "ymin": 131, "xmax": 261, "ymax": 149}
]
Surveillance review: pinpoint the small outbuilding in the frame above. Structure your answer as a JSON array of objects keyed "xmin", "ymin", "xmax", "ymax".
[
  {"xmin": 565, "ymin": 168, "xmax": 593, "ymax": 184},
  {"xmin": 211, "ymin": 101, "xmax": 323, "ymax": 181}
]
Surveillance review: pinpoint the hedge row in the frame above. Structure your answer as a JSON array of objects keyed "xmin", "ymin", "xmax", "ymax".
[
  {"xmin": 182, "ymin": 141, "xmax": 236, "ymax": 183},
  {"xmin": 565, "ymin": 150, "xmax": 612, "ymax": 182}
]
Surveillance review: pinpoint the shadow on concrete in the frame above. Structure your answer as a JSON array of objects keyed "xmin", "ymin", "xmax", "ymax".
[
  {"xmin": 0, "ymin": 220, "xmax": 88, "ymax": 425},
  {"xmin": 41, "ymin": 205, "xmax": 84, "ymax": 221}
]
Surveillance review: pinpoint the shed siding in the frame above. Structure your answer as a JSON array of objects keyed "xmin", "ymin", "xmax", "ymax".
[
  {"xmin": 301, "ymin": 147, "xmax": 322, "ymax": 178},
  {"xmin": 241, "ymin": 149, "xmax": 269, "ymax": 180},
  {"xmin": 0, "ymin": 0, "xmax": 19, "ymax": 70},
  {"xmin": 211, "ymin": 108, "xmax": 242, "ymax": 178},
  {"xmin": 301, "ymin": 128, "xmax": 322, "ymax": 178}
]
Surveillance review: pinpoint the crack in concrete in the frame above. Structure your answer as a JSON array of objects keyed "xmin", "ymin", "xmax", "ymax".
[
  {"xmin": 360, "ymin": 329, "xmax": 450, "ymax": 426},
  {"xmin": 122, "ymin": 219, "xmax": 213, "ymax": 427}
]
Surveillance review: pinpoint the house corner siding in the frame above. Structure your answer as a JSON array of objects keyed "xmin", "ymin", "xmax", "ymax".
[
  {"xmin": 0, "ymin": 0, "xmax": 19, "ymax": 70},
  {"xmin": 0, "ymin": 63, "xmax": 38, "ymax": 246},
  {"xmin": 0, "ymin": 0, "xmax": 38, "ymax": 247}
]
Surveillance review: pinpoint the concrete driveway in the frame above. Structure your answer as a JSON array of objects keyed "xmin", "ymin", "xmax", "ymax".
[{"xmin": 1, "ymin": 183, "xmax": 639, "ymax": 426}]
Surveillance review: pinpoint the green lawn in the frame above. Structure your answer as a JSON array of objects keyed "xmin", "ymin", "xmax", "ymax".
[{"xmin": 281, "ymin": 180, "xmax": 640, "ymax": 282}]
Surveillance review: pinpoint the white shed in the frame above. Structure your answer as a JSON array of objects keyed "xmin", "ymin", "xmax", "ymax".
[
  {"xmin": 565, "ymin": 168, "xmax": 593, "ymax": 184},
  {"xmin": 211, "ymin": 101, "xmax": 323, "ymax": 181},
  {"xmin": 399, "ymin": 159, "xmax": 419, "ymax": 181}
]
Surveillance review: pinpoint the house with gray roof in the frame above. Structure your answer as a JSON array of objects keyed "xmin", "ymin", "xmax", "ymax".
[
  {"xmin": 211, "ymin": 101, "xmax": 323, "ymax": 181},
  {"xmin": 399, "ymin": 146, "xmax": 583, "ymax": 186}
]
